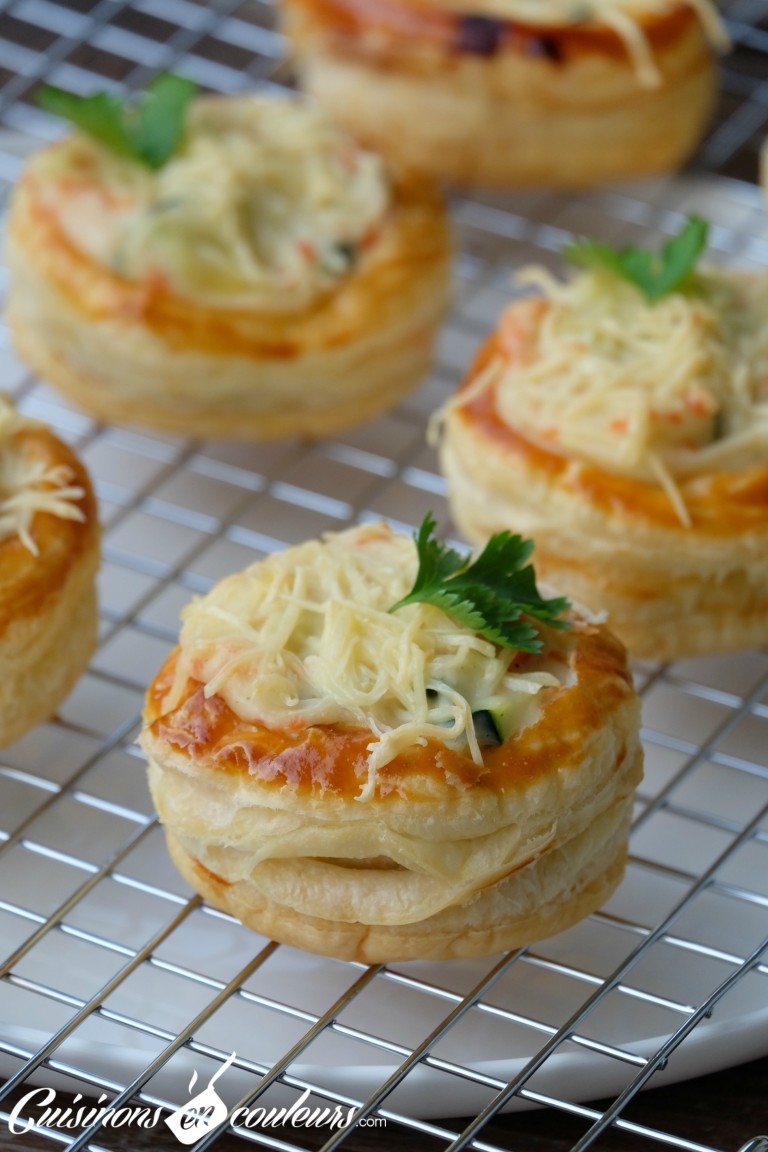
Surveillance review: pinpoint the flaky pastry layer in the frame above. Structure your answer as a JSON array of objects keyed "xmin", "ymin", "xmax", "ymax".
[
  {"xmin": 5, "ymin": 168, "xmax": 450, "ymax": 439},
  {"xmin": 282, "ymin": 0, "xmax": 716, "ymax": 187},
  {"xmin": 0, "ymin": 425, "xmax": 99, "ymax": 746},
  {"xmin": 166, "ymin": 809, "xmax": 630, "ymax": 962}
]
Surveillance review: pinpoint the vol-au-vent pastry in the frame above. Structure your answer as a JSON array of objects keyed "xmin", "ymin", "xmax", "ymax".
[
  {"xmin": 281, "ymin": 0, "xmax": 728, "ymax": 187},
  {"xmin": 0, "ymin": 396, "xmax": 99, "ymax": 747},
  {"xmin": 437, "ymin": 217, "xmax": 768, "ymax": 661},
  {"xmin": 140, "ymin": 517, "xmax": 643, "ymax": 962},
  {"xmin": 6, "ymin": 79, "xmax": 451, "ymax": 440}
]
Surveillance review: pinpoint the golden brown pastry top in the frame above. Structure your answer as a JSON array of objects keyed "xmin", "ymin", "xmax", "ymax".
[
  {"xmin": 144, "ymin": 521, "xmax": 636, "ymax": 809},
  {"xmin": 0, "ymin": 399, "xmax": 98, "ymax": 629},
  {"xmin": 451, "ymin": 363, "xmax": 768, "ymax": 535},
  {"xmin": 290, "ymin": 0, "xmax": 726, "ymax": 85},
  {"xmin": 145, "ymin": 621, "xmax": 632, "ymax": 804}
]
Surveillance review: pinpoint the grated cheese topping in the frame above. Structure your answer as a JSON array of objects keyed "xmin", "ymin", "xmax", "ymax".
[
  {"xmin": 443, "ymin": 0, "xmax": 728, "ymax": 86},
  {"xmin": 0, "ymin": 397, "xmax": 86, "ymax": 555},
  {"xmin": 33, "ymin": 96, "xmax": 390, "ymax": 313},
  {"xmin": 486, "ymin": 263, "xmax": 768, "ymax": 523},
  {"xmin": 166, "ymin": 522, "xmax": 565, "ymax": 801}
]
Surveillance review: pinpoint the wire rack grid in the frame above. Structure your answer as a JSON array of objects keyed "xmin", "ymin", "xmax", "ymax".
[{"xmin": 0, "ymin": 2, "xmax": 767, "ymax": 1151}]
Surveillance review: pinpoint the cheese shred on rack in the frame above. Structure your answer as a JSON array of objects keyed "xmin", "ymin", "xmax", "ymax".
[
  {"xmin": 489, "ymin": 264, "xmax": 768, "ymax": 524},
  {"xmin": 166, "ymin": 523, "xmax": 567, "ymax": 801},
  {"xmin": 0, "ymin": 399, "xmax": 86, "ymax": 555}
]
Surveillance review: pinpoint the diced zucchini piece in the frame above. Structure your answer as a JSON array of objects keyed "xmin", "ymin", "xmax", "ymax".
[
  {"xmin": 472, "ymin": 695, "xmax": 530, "ymax": 745},
  {"xmin": 471, "ymin": 709, "xmax": 503, "ymax": 748}
]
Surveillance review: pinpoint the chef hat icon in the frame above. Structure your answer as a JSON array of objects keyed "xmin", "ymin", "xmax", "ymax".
[{"xmin": 165, "ymin": 1052, "xmax": 236, "ymax": 1146}]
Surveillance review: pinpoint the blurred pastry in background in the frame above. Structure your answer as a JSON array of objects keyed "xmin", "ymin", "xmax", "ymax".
[
  {"xmin": 6, "ymin": 78, "xmax": 451, "ymax": 440},
  {"xmin": 0, "ymin": 396, "xmax": 99, "ymax": 747},
  {"xmin": 436, "ymin": 217, "xmax": 768, "ymax": 661},
  {"xmin": 281, "ymin": 0, "xmax": 728, "ymax": 188},
  {"xmin": 140, "ymin": 517, "xmax": 642, "ymax": 962}
]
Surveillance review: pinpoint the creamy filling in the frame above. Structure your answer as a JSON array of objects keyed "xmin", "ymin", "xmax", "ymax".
[
  {"xmin": 164, "ymin": 522, "xmax": 572, "ymax": 801},
  {"xmin": 32, "ymin": 95, "xmax": 391, "ymax": 313}
]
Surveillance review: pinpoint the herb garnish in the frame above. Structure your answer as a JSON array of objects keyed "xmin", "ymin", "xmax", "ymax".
[
  {"xmin": 36, "ymin": 73, "xmax": 197, "ymax": 169},
  {"xmin": 389, "ymin": 514, "xmax": 570, "ymax": 652},
  {"xmin": 564, "ymin": 214, "xmax": 709, "ymax": 304}
]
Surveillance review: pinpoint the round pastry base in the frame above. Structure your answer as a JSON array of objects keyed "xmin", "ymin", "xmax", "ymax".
[
  {"xmin": 441, "ymin": 429, "xmax": 768, "ymax": 664},
  {"xmin": 284, "ymin": 2, "xmax": 717, "ymax": 188},
  {"xmin": 165, "ymin": 825, "xmax": 629, "ymax": 964},
  {"xmin": 7, "ymin": 305, "xmax": 439, "ymax": 442}
]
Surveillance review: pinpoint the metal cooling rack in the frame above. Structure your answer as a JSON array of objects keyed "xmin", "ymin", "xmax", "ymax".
[{"xmin": 0, "ymin": 2, "xmax": 767, "ymax": 1150}]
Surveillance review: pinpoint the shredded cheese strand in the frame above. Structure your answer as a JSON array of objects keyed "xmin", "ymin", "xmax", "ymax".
[
  {"xmin": 648, "ymin": 452, "xmax": 691, "ymax": 528},
  {"xmin": 0, "ymin": 399, "xmax": 86, "ymax": 555},
  {"xmin": 600, "ymin": 6, "xmax": 663, "ymax": 86}
]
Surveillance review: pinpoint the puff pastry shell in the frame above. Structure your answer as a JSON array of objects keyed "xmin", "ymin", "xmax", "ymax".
[
  {"xmin": 141, "ymin": 562, "xmax": 642, "ymax": 963},
  {"xmin": 0, "ymin": 408, "xmax": 99, "ymax": 746},
  {"xmin": 282, "ymin": 0, "xmax": 720, "ymax": 187}
]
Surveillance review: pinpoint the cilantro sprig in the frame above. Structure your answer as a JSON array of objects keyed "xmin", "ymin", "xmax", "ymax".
[
  {"xmin": 389, "ymin": 514, "xmax": 570, "ymax": 652},
  {"xmin": 563, "ymin": 214, "xmax": 709, "ymax": 304},
  {"xmin": 36, "ymin": 73, "xmax": 197, "ymax": 169}
]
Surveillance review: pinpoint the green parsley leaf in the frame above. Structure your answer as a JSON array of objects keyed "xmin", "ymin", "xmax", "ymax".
[
  {"xmin": 563, "ymin": 215, "xmax": 710, "ymax": 304},
  {"xmin": 389, "ymin": 514, "xmax": 570, "ymax": 652},
  {"xmin": 36, "ymin": 74, "xmax": 197, "ymax": 169}
]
